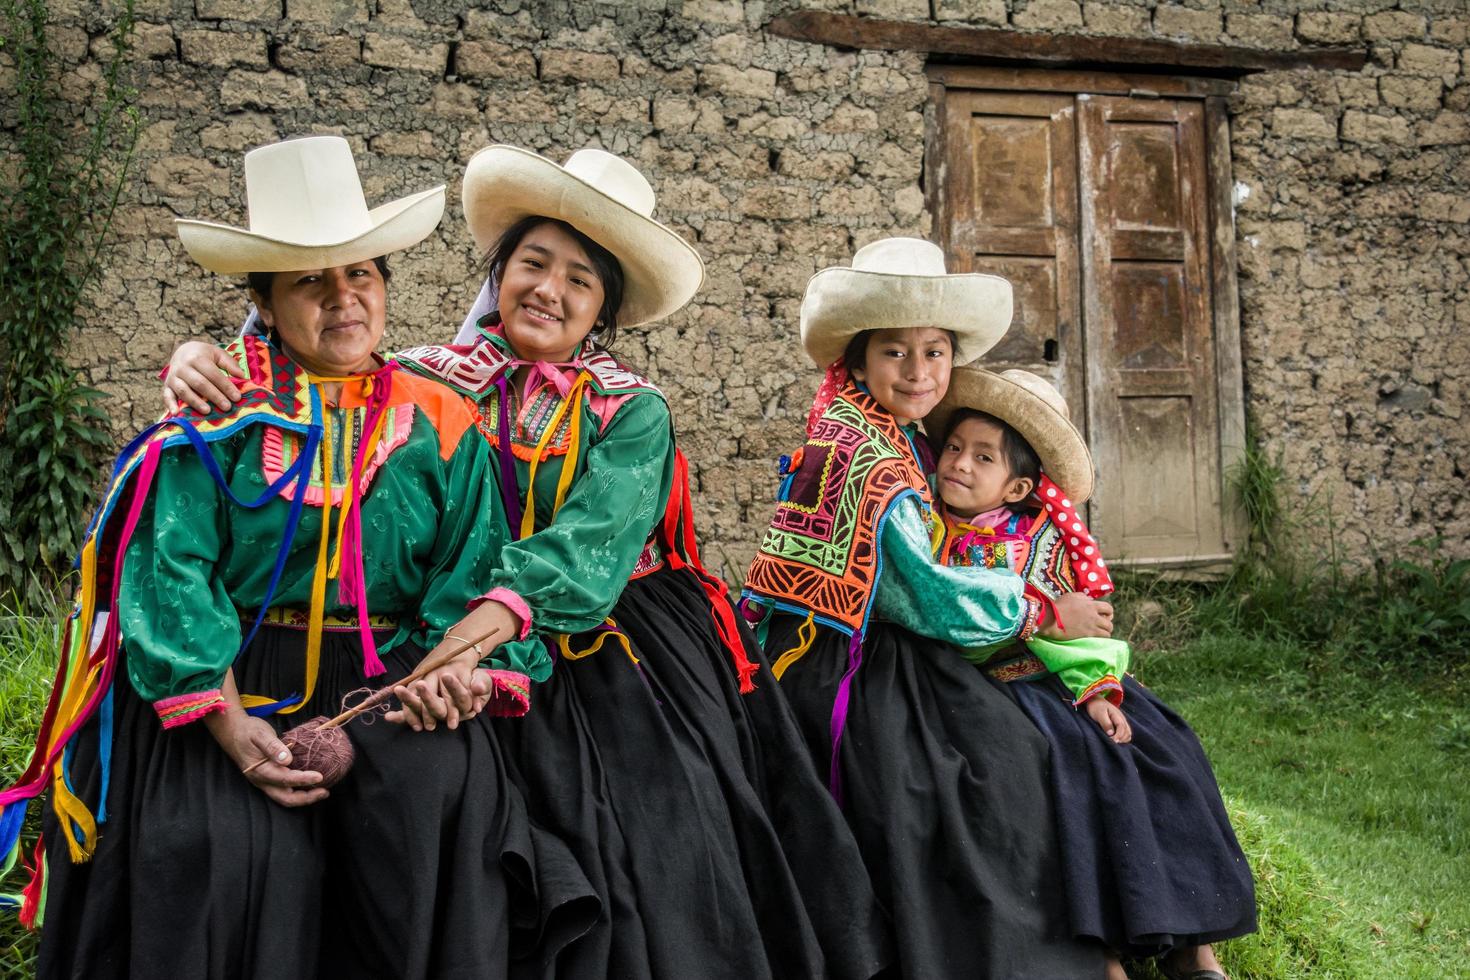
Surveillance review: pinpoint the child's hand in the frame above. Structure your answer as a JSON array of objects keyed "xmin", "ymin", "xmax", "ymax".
[
  {"xmin": 1038, "ymin": 593, "xmax": 1114, "ymax": 639},
  {"xmin": 1085, "ymin": 698, "xmax": 1132, "ymax": 744}
]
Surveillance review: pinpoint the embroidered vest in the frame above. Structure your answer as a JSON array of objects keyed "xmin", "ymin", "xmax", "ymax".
[
  {"xmin": 942, "ymin": 508, "xmax": 1076, "ymax": 599},
  {"xmin": 744, "ymin": 383, "xmax": 934, "ymax": 636},
  {"xmin": 940, "ymin": 472, "xmax": 1114, "ymax": 601}
]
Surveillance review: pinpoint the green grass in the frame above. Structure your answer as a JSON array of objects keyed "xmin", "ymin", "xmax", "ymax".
[
  {"xmin": 1, "ymin": 606, "xmax": 1467, "ymax": 978},
  {"xmin": 0, "ymin": 607, "xmax": 60, "ymax": 980},
  {"xmin": 1135, "ymin": 635, "xmax": 1470, "ymax": 978}
]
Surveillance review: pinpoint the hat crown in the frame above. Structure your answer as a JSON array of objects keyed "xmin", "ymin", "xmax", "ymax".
[
  {"xmin": 562, "ymin": 148, "xmax": 656, "ymax": 218},
  {"xmin": 998, "ymin": 369, "xmax": 1072, "ymax": 422},
  {"xmin": 243, "ymin": 136, "xmax": 374, "ymax": 247},
  {"xmin": 850, "ymin": 237, "xmax": 949, "ymax": 277}
]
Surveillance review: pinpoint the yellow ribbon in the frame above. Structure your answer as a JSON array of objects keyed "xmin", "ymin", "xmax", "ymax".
[
  {"xmin": 771, "ymin": 610, "xmax": 817, "ymax": 681},
  {"xmin": 241, "ymin": 383, "xmax": 337, "ymax": 714},
  {"xmin": 48, "ymin": 613, "xmax": 100, "ymax": 860},
  {"xmin": 559, "ymin": 617, "xmax": 640, "ymax": 666},
  {"xmin": 520, "ymin": 373, "xmax": 590, "ymax": 539}
]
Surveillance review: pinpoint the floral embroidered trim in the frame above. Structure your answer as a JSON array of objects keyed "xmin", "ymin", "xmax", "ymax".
[
  {"xmin": 481, "ymin": 669, "xmax": 532, "ymax": 717},
  {"xmin": 476, "ymin": 387, "xmax": 576, "ymax": 462},
  {"xmin": 261, "ymin": 404, "xmax": 415, "ymax": 506},
  {"xmin": 629, "ymin": 537, "xmax": 664, "ymax": 579},
  {"xmin": 1073, "ymin": 674, "xmax": 1125, "ymax": 707},
  {"xmin": 155, "ymin": 690, "xmax": 227, "ymax": 729},
  {"xmin": 1017, "ymin": 594, "xmax": 1044, "ymax": 641}
]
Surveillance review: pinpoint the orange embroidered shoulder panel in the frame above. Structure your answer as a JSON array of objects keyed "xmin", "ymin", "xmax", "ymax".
[{"xmin": 743, "ymin": 384, "xmax": 932, "ymax": 636}]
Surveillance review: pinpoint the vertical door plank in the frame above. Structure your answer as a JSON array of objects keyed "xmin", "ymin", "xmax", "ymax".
[
  {"xmin": 940, "ymin": 90, "xmax": 1084, "ymax": 433},
  {"xmin": 1206, "ymin": 94, "xmax": 1248, "ymax": 553}
]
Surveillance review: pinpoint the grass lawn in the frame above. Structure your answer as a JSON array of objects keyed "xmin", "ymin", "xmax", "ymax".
[
  {"xmin": 1136, "ymin": 635, "xmax": 1470, "ymax": 979},
  {"xmin": 1, "ymin": 612, "xmax": 1466, "ymax": 978}
]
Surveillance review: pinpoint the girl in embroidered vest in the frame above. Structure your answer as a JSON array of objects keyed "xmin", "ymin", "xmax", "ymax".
[
  {"xmin": 929, "ymin": 368, "xmax": 1256, "ymax": 980},
  {"xmin": 743, "ymin": 237, "xmax": 1118, "ymax": 979},
  {"xmin": 1, "ymin": 137, "xmax": 600, "ymax": 978},
  {"xmin": 159, "ymin": 145, "xmax": 890, "ymax": 980}
]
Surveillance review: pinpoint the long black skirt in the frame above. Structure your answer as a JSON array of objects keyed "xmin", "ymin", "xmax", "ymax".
[
  {"xmin": 1011, "ymin": 674, "xmax": 1256, "ymax": 956},
  {"xmin": 765, "ymin": 614, "xmax": 1105, "ymax": 980},
  {"xmin": 496, "ymin": 566, "xmax": 891, "ymax": 980},
  {"xmin": 38, "ymin": 626, "xmax": 599, "ymax": 979}
]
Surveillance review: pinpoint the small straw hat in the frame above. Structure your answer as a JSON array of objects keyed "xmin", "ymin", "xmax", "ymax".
[
  {"xmin": 799, "ymin": 237, "xmax": 1014, "ymax": 369},
  {"xmin": 461, "ymin": 145, "xmax": 705, "ymax": 328},
  {"xmin": 928, "ymin": 367, "xmax": 1095, "ymax": 503},
  {"xmin": 176, "ymin": 135, "xmax": 445, "ymax": 274}
]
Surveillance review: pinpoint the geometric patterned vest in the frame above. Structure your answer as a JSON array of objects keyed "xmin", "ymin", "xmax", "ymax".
[{"xmin": 744, "ymin": 381, "xmax": 933, "ymax": 637}]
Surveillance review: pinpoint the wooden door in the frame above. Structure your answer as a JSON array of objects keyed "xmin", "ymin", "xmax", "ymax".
[
  {"xmin": 929, "ymin": 70, "xmax": 1244, "ymax": 567},
  {"xmin": 1077, "ymin": 95, "xmax": 1228, "ymax": 564},
  {"xmin": 937, "ymin": 90, "xmax": 1083, "ymax": 419}
]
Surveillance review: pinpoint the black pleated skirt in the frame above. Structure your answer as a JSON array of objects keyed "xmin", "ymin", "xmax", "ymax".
[
  {"xmin": 764, "ymin": 613, "xmax": 1105, "ymax": 980},
  {"xmin": 1011, "ymin": 674, "xmax": 1256, "ymax": 956},
  {"xmin": 38, "ymin": 626, "xmax": 599, "ymax": 980},
  {"xmin": 496, "ymin": 566, "xmax": 892, "ymax": 980}
]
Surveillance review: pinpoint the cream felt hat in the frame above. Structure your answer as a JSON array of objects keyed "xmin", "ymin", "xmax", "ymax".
[
  {"xmin": 176, "ymin": 136, "xmax": 445, "ymax": 274},
  {"xmin": 799, "ymin": 237, "xmax": 1014, "ymax": 369},
  {"xmin": 461, "ymin": 145, "xmax": 705, "ymax": 328},
  {"xmin": 928, "ymin": 367, "xmax": 1095, "ymax": 503}
]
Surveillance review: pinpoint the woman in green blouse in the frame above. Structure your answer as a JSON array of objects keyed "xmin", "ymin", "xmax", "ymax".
[
  {"xmin": 9, "ymin": 137, "xmax": 595, "ymax": 979},
  {"xmin": 166, "ymin": 145, "xmax": 890, "ymax": 979}
]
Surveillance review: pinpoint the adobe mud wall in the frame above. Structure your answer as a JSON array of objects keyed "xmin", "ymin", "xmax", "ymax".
[{"xmin": 6, "ymin": 0, "xmax": 1466, "ymax": 578}]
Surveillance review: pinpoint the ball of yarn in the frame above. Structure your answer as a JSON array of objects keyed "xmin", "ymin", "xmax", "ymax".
[{"xmin": 281, "ymin": 716, "xmax": 355, "ymax": 788}]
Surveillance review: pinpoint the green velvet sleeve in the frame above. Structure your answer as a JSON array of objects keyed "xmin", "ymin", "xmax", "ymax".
[
  {"xmin": 116, "ymin": 440, "xmax": 243, "ymax": 705},
  {"xmin": 397, "ymin": 419, "xmax": 553, "ymax": 682},
  {"xmin": 1025, "ymin": 635, "xmax": 1131, "ymax": 705},
  {"xmin": 486, "ymin": 394, "xmax": 675, "ymax": 636},
  {"xmin": 871, "ymin": 497, "xmax": 1029, "ymax": 647}
]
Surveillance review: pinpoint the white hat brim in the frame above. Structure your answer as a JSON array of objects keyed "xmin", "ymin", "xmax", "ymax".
[
  {"xmin": 462, "ymin": 145, "xmax": 705, "ymax": 328},
  {"xmin": 176, "ymin": 185, "xmax": 446, "ymax": 275},
  {"xmin": 800, "ymin": 267, "xmax": 1013, "ymax": 369},
  {"xmin": 927, "ymin": 368, "xmax": 1095, "ymax": 503}
]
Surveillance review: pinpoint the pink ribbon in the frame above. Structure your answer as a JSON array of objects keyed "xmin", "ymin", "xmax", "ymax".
[{"xmin": 336, "ymin": 361, "xmax": 399, "ymax": 677}]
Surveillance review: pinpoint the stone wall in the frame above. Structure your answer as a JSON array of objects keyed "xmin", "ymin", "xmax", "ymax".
[{"xmin": 4, "ymin": 0, "xmax": 1466, "ymax": 579}]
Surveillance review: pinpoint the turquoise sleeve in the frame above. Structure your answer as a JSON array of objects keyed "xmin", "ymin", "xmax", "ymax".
[{"xmin": 871, "ymin": 497, "xmax": 1029, "ymax": 647}]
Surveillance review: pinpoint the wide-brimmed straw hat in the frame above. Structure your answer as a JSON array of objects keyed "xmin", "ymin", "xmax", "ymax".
[
  {"xmin": 799, "ymin": 237, "xmax": 1013, "ymax": 369},
  {"xmin": 176, "ymin": 136, "xmax": 445, "ymax": 274},
  {"xmin": 461, "ymin": 145, "xmax": 705, "ymax": 328},
  {"xmin": 928, "ymin": 367, "xmax": 1095, "ymax": 503}
]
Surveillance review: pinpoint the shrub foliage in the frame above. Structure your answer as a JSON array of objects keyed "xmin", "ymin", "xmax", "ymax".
[{"xmin": 0, "ymin": 0, "xmax": 139, "ymax": 599}]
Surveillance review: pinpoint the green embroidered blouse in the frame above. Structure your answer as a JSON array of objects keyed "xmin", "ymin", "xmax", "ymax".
[
  {"xmin": 469, "ymin": 343, "xmax": 676, "ymax": 637},
  {"xmin": 117, "ymin": 393, "xmax": 547, "ymax": 707}
]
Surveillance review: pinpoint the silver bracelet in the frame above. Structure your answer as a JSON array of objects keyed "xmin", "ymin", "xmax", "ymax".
[{"xmin": 444, "ymin": 633, "xmax": 484, "ymax": 659}]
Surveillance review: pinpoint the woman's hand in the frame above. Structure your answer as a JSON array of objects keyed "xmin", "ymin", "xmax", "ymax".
[
  {"xmin": 1084, "ymin": 698, "xmax": 1132, "ymax": 744},
  {"xmin": 1038, "ymin": 592, "xmax": 1114, "ymax": 640},
  {"xmin": 163, "ymin": 341, "xmax": 247, "ymax": 414},
  {"xmin": 386, "ymin": 600, "xmax": 523, "ymax": 732},
  {"xmin": 386, "ymin": 649, "xmax": 488, "ymax": 732},
  {"xmin": 204, "ymin": 706, "xmax": 328, "ymax": 807}
]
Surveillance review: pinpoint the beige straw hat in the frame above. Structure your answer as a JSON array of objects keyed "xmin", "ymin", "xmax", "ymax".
[
  {"xmin": 176, "ymin": 136, "xmax": 445, "ymax": 274},
  {"xmin": 461, "ymin": 145, "xmax": 705, "ymax": 328},
  {"xmin": 928, "ymin": 367, "xmax": 1095, "ymax": 503},
  {"xmin": 799, "ymin": 237, "xmax": 1014, "ymax": 369}
]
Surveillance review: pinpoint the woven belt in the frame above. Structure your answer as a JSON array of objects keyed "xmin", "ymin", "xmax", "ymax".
[
  {"xmin": 250, "ymin": 607, "xmax": 399, "ymax": 632},
  {"xmin": 980, "ymin": 648, "xmax": 1049, "ymax": 684}
]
